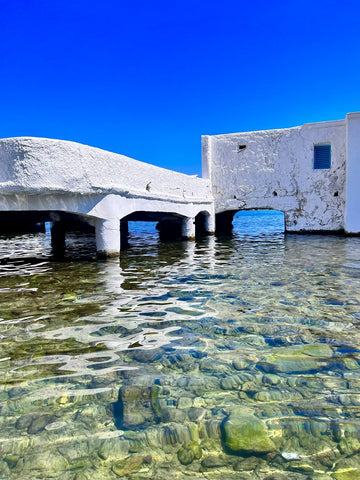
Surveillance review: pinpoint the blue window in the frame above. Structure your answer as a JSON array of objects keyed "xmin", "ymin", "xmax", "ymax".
[{"xmin": 314, "ymin": 145, "xmax": 331, "ymax": 169}]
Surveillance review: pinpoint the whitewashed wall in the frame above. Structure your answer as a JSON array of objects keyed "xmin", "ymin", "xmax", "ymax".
[
  {"xmin": 0, "ymin": 137, "xmax": 213, "ymax": 222},
  {"xmin": 203, "ymin": 119, "xmax": 347, "ymax": 232}
]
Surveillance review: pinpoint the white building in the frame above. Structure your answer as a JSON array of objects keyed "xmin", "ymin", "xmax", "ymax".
[
  {"xmin": 0, "ymin": 112, "xmax": 359, "ymax": 257},
  {"xmin": 202, "ymin": 112, "xmax": 360, "ymax": 234}
]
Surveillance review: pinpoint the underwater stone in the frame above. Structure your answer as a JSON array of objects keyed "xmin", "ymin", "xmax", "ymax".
[
  {"xmin": 281, "ymin": 452, "xmax": 301, "ymax": 461},
  {"xmin": 15, "ymin": 414, "xmax": 34, "ymax": 430},
  {"xmin": 260, "ymin": 355, "xmax": 321, "ymax": 373},
  {"xmin": 233, "ymin": 456, "xmax": 266, "ymax": 471},
  {"xmin": 262, "ymin": 374, "xmax": 281, "ymax": 385},
  {"xmin": 339, "ymin": 437, "xmax": 360, "ymax": 456},
  {"xmin": 188, "ymin": 407, "xmax": 206, "ymax": 422},
  {"xmin": 74, "ymin": 473, "xmax": 90, "ymax": 480},
  {"xmin": 177, "ymin": 396, "xmax": 193, "ymax": 409},
  {"xmin": 222, "ymin": 412, "xmax": 276, "ymax": 454},
  {"xmin": 288, "ymin": 462, "xmax": 314, "ymax": 473},
  {"xmin": 312, "ymin": 448, "xmax": 339, "ymax": 468},
  {"xmin": 201, "ymin": 455, "xmax": 228, "ymax": 468},
  {"xmin": 4, "ymin": 455, "xmax": 19, "ymax": 469},
  {"xmin": 220, "ymin": 374, "xmax": 243, "ymax": 390},
  {"xmin": 177, "ymin": 448, "xmax": 193, "ymax": 465},
  {"xmin": 343, "ymin": 358, "xmax": 360, "ymax": 370},
  {"xmin": 116, "ymin": 384, "xmax": 161, "ymax": 428},
  {"xmin": 308, "ymin": 420, "xmax": 328, "ymax": 437},
  {"xmin": 162, "ymin": 407, "xmax": 187, "ymax": 423},
  {"xmin": 112, "ymin": 455, "xmax": 152, "ymax": 477},
  {"xmin": 8, "ymin": 386, "xmax": 28, "ymax": 399},
  {"xmin": 253, "ymin": 390, "xmax": 283, "ymax": 402},
  {"xmin": 200, "ymin": 357, "xmax": 228, "ymax": 373},
  {"xmin": 332, "ymin": 468, "xmax": 360, "ymax": 480},
  {"xmin": 232, "ymin": 360, "xmax": 248, "ymax": 370},
  {"xmin": 130, "ymin": 349, "xmax": 162, "ymax": 363},
  {"xmin": 204, "ymin": 419, "xmax": 222, "ymax": 439},
  {"xmin": 178, "ymin": 441, "xmax": 202, "ymax": 464},
  {"xmin": 27, "ymin": 414, "xmax": 53, "ymax": 434},
  {"xmin": 302, "ymin": 345, "xmax": 333, "ymax": 357}
]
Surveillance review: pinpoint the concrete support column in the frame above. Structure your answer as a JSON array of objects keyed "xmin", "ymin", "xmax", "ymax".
[
  {"xmin": 204, "ymin": 214, "xmax": 216, "ymax": 235},
  {"xmin": 50, "ymin": 222, "xmax": 66, "ymax": 257},
  {"xmin": 345, "ymin": 112, "xmax": 360, "ymax": 233},
  {"xmin": 120, "ymin": 219, "xmax": 129, "ymax": 250},
  {"xmin": 96, "ymin": 219, "xmax": 120, "ymax": 258},
  {"xmin": 182, "ymin": 216, "xmax": 196, "ymax": 240}
]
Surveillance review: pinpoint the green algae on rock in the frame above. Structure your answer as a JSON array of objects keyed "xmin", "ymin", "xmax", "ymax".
[{"xmin": 221, "ymin": 410, "xmax": 276, "ymax": 454}]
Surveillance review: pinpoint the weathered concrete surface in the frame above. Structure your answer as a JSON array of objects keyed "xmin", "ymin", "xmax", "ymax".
[
  {"xmin": 1, "ymin": 111, "xmax": 359, "ymax": 257},
  {"xmin": 0, "ymin": 137, "xmax": 212, "ymax": 202},
  {"xmin": 0, "ymin": 137, "xmax": 215, "ymax": 256},
  {"xmin": 203, "ymin": 118, "xmax": 349, "ymax": 232},
  {"xmin": 345, "ymin": 112, "xmax": 360, "ymax": 233}
]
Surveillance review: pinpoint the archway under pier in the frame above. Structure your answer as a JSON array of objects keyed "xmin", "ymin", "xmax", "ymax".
[
  {"xmin": 121, "ymin": 210, "xmax": 215, "ymax": 245},
  {"xmin": 0, "ymin": 210, "xmax": 97, "ymax": 258},
  {"xmin": 216, "ymin": 210, "xmax": 285, "ymax": 236}
]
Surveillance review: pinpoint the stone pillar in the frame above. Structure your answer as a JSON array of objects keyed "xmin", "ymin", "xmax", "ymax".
[
  {"xmin": 204, "ymin": 213, "xmax": 216, "ymax": 235},
  {"xmin": 50, "ymin": 222, "xmax": 66, "ymax": 257},
  {"xmin": 181, "ymin": 216, "xmax": 196, "ymax": 240},
  {"xmin": 215, "ymin": 211, "xmax": 235, "ymax": 235},
  {"xmin": 95, "ymin": 219, "xmax": 120, "ymax": 258},
  {"xmin": 345, "ymin": 112, "xmax": 360, "ymax": 233},
  {"xmin": 120, "ymin": 219, "xmax": 129, "ymax": 250}
]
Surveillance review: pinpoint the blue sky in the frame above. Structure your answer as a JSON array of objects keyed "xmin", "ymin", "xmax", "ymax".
[{"xmin": 0, "ymin": 0, "xmax": 359, "ymax": 175}]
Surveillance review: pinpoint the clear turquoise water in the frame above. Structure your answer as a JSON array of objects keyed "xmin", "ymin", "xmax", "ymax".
[{"xmin": 0, "ymin": 211, "xmax": 360, "ymax": 479}]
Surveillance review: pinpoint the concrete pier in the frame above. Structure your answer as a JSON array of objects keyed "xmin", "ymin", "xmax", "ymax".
[
  {"xmin": 50, "ymin": 222, "xmax": 66, "ymax": 257},
  {"xmin": 204, "ymin": 213, "xmax": 215, "ymax": 235},
  {"xmin": 182, "ymin": 217, "xmax": 196, "ymax": 239},
  {"xmin": 1, "ymin": 111, "xmax": 359, "ymax": 259},
  {"xmin": 95, "ymin": 219, "xmax": 120, "ymax": 258}
]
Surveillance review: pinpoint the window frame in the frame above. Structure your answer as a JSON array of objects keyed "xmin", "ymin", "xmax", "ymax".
[{"xmin": 314, "ymin": 144, "xmax": 331, "ymax": 170}]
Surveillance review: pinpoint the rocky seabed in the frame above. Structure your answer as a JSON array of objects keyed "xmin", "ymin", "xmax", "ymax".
[{"xmin": 1, "ymin": 341, "xmax": 360, "ymax": 480}]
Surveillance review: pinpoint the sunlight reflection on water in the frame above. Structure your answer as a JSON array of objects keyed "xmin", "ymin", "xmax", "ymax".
[{"xmin": 1, "ymin": 212, "xmax": 360, "ymax": 479}]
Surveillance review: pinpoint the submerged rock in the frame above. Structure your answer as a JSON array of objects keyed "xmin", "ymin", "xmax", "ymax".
[
  {"xmin": 221, "ymin": 410, "xmax": 276, "ymax": 454},
  {"xmin": 281, "ymin": 452, "xmax": 301, "ymax": 461},
  {"xmin": 332, "ymin": 468, "xmax": 360, "ymax": 480},
  {"xmin": 302, "ymin": 345, "xmax": 333, "ymax": 358},
  {"xmin": 201, "ymin": 455, "xmax": 228, "ymax": 468},
  {"xmin": 27, "ymin": 414, "xmax": 54, "ymax": 434},
  {"xmin": 177, "ymin": 442, "xmax": 202, "ymax": 465},
  {"xmin": 112, "ymin": 454, "xmax": 152, "ymax": 477},
  {"xmin": 114, "ymin": 384, "xmax": 162, "ymax": 428},
  {"xmin": 233, "ymin": 456, "xmax": 266, "ymax": 471},
  {"xmin": 259, "ymin": 345, "xmax": 332, "ymax": 374}
]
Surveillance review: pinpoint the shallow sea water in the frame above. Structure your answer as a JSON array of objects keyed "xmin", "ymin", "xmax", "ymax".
[{"xmin": 1, "ymin": 212, "xmax": 360, "ymax": 479}]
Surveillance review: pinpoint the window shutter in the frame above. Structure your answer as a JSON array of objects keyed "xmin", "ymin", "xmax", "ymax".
[{"xmin": 314, "ymin": 145, "xmax": 331, "ymax": 169}]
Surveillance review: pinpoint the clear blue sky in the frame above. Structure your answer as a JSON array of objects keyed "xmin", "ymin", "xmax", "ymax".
[{"xmin": 0, "ymin": 0, "xmax": 359, "ymax": 175}]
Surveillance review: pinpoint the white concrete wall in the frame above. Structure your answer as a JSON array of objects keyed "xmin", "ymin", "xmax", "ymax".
[
  {"xmin": 0, "ymin": 137, "xmax": 212, "ymax": 203},
  {"xmin": 0, "ymin": 137, "xmax": 213, "ymax": 223},
  {"xmin": 203, "ymin": 119, "xmax": 347, "ymax": 232},
  {"xmin": 345, "ymin": 112, "xmax": 360, "ymax": 233}
]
